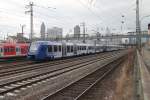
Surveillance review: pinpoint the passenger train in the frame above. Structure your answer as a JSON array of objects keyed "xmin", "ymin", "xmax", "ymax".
[
  {"xmin": 0, "ymin": 43, "xmax": 29, "ymax": 58},
  {"xmin": 27, "ymin": 41, "xmax": 124, "ymax": 60}
]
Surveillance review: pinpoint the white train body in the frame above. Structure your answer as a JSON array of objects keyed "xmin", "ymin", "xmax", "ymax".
[{"xmin": 27, "ymin": 41, "xmax": 124, "ymax": 60}]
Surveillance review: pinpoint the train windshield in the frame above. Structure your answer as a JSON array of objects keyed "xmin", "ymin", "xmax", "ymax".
[{"xmin": 29, "ymin": 42, "xmax": 40, "ymax": 52}]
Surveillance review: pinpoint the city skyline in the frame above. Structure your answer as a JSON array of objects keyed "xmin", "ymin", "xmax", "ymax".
[{"xmin": 0, "ymin": 0, "xmax": 150, "ymax": 40}]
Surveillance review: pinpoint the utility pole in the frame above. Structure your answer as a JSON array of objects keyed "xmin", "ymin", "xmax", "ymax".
[
  {"xmin": 136, "ymin": 0, "xmax": 141, "ymax": 50},
  {"xmin": 25, "ymin": 2, "xmax": 34, "ymax": 41},
  {"xmin": 81, "ymin": 22, "xmax": 86, "ymax": 43}
]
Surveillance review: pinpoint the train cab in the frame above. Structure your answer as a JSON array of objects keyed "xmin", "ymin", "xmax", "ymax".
[
  {"xmin": 28, "ymin": 41, "xmax": 45, "ymax": 60},
  {"xmin": 28, "ymin": 41, "xmax": 62, "ymax": 60}
]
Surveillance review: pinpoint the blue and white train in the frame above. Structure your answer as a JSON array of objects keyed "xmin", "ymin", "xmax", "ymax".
[{"xmin": 27, "ymin": 41, "xmax": 124, "ymax": 60}]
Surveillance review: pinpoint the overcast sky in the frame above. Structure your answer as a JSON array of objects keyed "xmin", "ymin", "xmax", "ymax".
[{"xmin": 0, "ymin": 0, "xmax": 150, "ymax": 39}]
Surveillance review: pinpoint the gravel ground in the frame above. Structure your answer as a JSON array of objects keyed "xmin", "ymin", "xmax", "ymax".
[
  {"xmin": 78, "ymin": 49, "xmax": 134, "ymax": 100},
  {"xmin": 5, "ymin": 53, "xmax": 119, "ymax": 100},
  {"xmin": 6, "ymin": 52, "xmax": 124, "ymax": 100}
]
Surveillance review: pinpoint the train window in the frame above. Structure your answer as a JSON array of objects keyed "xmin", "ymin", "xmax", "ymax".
[
  {"xmin": 16, "ymin": 48, "xmax": 20, "ymax": 52},
  {"xmin": 10, "ymin": 48, "xmax": 12, "ymax": 52},
  {"xmin": 59, "ymin": 46, "xmax": 61, "ymax": 52},
  {"xmin": 71, "ymin": 46, "xmax": 73, "ymax": 52},
  {"xmin": 78, "ymin": 46, "xmax": 80, "ymax": 50},
  {"xmin": 84, "ymin": 46, "xmax": 86, "ymax": 50},
  {"xmin": 82, "ymin": 46, "xmax": 84, "ymax": 50},
  {"xmin": 12, "ymin": 47, "xmax": 15, "ymax": 52},
  {"xmin": 9, "ymin": 48, "xmax": 11, "ymax": 52},
  {"xmin": 67, "ymin": 46, "xmax": 70, "ymax": 52},
  {"xmin": 4, "ymin": 48, "xmax": 7, "ymax": 52},
  {"xmin": 1, "ymin": 48, "xmax": 3, "ymax": 52},
  {"xmin": 80, "ymin": 46, "xmax": 82, "ymax": 50},
  {"xmin": 48, "ymin": 45, "xmax": 53, "ymax": 52},
  {"xmin": 54, "ymin": 45, "xmax": 57, "ymax": 52},
  {"xmin": 5, "ymin": 48, "xmax": 9, "ymax": 52},
  {"xmin": 88, "ymin": 46, "xmax": 91, "ymax": 50}
]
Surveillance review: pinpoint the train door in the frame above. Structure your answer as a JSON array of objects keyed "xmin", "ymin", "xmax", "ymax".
[
  {"xmin": 16, "ymin": 46, "xmax": 20, "ymax": 56},
  {"xmin": 62, "ymin": 43, "xmax": 67, "ymax": 57}
]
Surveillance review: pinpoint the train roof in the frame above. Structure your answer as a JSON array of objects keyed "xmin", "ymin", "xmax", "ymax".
[
  {"xmin": 32, "ymin": 41, "xmax": 62, "ymax": 45},
  {"xmin": 0, "ymin": 43, "xmax": 29, "ymax": 46}
]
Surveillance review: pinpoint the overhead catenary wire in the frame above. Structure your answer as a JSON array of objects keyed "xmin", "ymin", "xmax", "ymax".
[{"xmin": 78, "ymin": 0, "xmax": 104, "ymax": 23}]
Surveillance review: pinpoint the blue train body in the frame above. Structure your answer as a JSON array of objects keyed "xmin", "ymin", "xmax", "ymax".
[
  {"xmin": 28, "ymin": 41, "xmax": 60, "ymax": 60},
  {"xmin": 27, "ymin": 41, "xmax": 124, "ymax": 61}
]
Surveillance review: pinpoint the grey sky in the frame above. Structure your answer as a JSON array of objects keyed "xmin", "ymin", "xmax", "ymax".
[{"xmin": 0, "ymin": 0, "xmax": 149, "ymax": 39}]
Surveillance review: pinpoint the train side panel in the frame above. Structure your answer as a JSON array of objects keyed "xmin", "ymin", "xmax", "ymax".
[{"xmin": 3, "ymin": 45, "xmax": 16, "ymax": 57}]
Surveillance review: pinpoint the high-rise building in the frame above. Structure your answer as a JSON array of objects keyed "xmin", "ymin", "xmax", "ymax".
[
  {"xmin": 40, "ymin": 22, "xmax": 46, "ymax": 39},
  {"xmin": 74, "ymin": 25, "xmax": 80, "ymax": 38},
  {"xmin": 47, "ymin": 27, "xmax": 63, "ymax": 39}
]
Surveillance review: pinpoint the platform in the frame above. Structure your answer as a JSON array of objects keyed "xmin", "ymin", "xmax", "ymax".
[{"xmin": 136, "ymin": 49, "xmax": 150, "ymax": 100}]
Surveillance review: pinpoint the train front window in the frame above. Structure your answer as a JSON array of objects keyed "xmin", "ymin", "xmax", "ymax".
[{"xmin": 29, "ymin": 42, "xmax": 40, "ymax": 52}]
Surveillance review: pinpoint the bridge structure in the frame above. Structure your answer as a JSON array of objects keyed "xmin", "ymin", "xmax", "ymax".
[
  {"xmin": 31, "ymin": 34, "xmax": 150, "ymax": 47},
  {"xmin": 61, "ymin": 34, "xmax": 150, "ymax": 47},
  {"xmin": 62, "ymin": 34, "xmax": 150, "ymax": 40}
]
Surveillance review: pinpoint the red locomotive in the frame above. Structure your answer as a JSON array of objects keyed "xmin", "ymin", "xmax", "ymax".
[{"xmin": 0, "ymin": 43, "xmax": 29, "ymax": 58}]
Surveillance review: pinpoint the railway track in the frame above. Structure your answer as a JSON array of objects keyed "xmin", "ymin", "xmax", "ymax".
[
  {"xmin": 0, "ymin": 50, "xmax": 127, "ymax": 99},
  {"xmin": 0, "ymin": 52, "xmax": 120, "ymax": 87},
  {"xmin": 0, "ymin": 51, "xmax": 120, "ymax": 71},
  {"xmin": 42, "ymin": 53, "xmax": 126, "ymax": 100},
  {"xmin": 0, "ymin": 51, "xmax": 120, "ymax": 86},
  {"xmin": 0, "ymin": 60, "xmax": 35, "ymax": 70},
  {"xmin": 0, "ymin": 52, "xmax": 106, "ymax": 70},
  {"xmin": 0, "ymin": 57, "xmax": 28, "ymax": 65},
  {"xmin": 0, "ymin": 51, "xmax": 121, "ymax": 78}
]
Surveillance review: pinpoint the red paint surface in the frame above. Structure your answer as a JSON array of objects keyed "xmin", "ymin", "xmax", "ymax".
[{"xmin": 0, "ymin": 43, "xmax": 29, "ymax": 58}]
